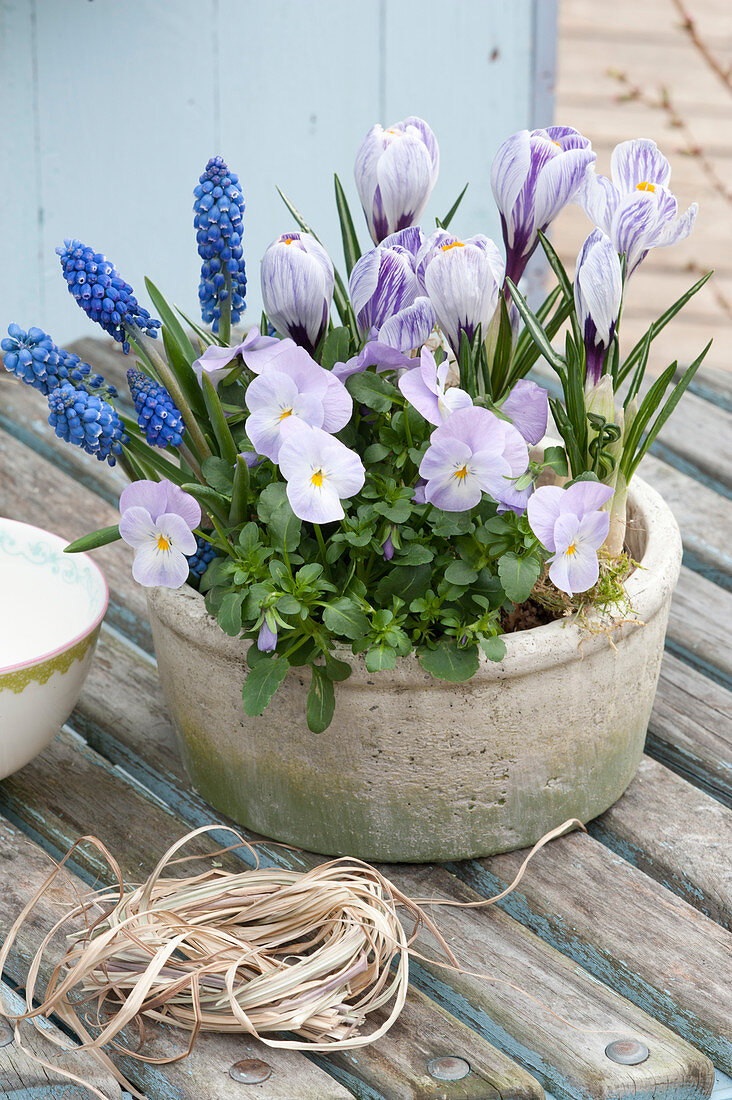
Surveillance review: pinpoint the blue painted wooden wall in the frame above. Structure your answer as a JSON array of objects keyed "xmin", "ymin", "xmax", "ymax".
[{"xmin": 0, "ymin": 0, "xmax": 557, "ymax": 344}]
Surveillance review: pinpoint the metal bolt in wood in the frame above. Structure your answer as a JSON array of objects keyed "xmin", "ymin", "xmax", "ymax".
[
  {"xmin": 605, "ymin": 1039, "xmax": 649, "ymax": 1065},
  {"xmin": 229, "ymin": 1058, "xmax": 273, "ymax": 1083},
  {"xmin": 427, "ymin": 1056, "xmax": 471, "ymax": 1081}
]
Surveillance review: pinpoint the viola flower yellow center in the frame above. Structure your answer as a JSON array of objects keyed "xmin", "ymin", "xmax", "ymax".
[
  {"xmin": 454, "ymin": 463, "xmax": 470, "ymax": 480},
  {"xmin": 566, "ymin": 542, "xmax": 577, "ymax": 556},
  {"xmin": 441, "ymin": 241, "xmax": 465, "ymax": 251},
  {"xmin": 279, "ymin": 407, "xmax": 293, "ymax": 421},
  {"xmin": 157, "ymin": 534, "xmax": 171, "ymax": 551},
  {"xmin": 311, "ymin": 468, "xmax": 325, "ymax": 487},
  {"xmin": 636, "ymin": 181, "xmax": 656, "ymax": 193}
]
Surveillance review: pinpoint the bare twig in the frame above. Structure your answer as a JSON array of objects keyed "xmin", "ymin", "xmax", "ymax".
[{"xmin": 670, "ymin": 0, "xmax": 732, "ymax": 97}]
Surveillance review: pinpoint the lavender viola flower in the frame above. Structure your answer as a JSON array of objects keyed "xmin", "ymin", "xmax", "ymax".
[
  {"xmin": 119, "ymin": 479, "xmax": 201, "ymax": 589},
  {"xmin": 244, "ymin": 344, "xmax": 352, "ymax": 461},
  {"xmin": 574, "ymin": 229, "xmax": 624, "ymax": 388},
  {"xmin": 527, "ymin": 481, "xmax": 613, "ymax": 595},
  {"xmin": 581, "ymin": 138, "xmax": 697, "ymax": 276},
  {"xmin": 419, "ymin": 406, "xmax": 529, "ymax": 512},
  {"xmin": 354, "ymin": 116, "xmax": 439, "ymax": 244},
  {"xmin": 261, "ymin": 233, "xmax": 334, "ymax": 355},
  {"xmin": 416, "ymin": 231, "xmax": 504, "ymax": 356},
  {"xmin": 349, "ymin": 227, "xmax": 435, "ymax": 353},
  {"xmin": 491, "ymin": 126, "xmax": 596, "ymax": 284},
  {"xmin": 399, "ymin": 347, "xmax": 472, "ymax": 426},
  {"xmin": 192, "ymin": 325, "xmax": 288, "ymax": 388},
  {"xmin": 382, "ymin": 531, "xmax": 395, "ymax": 561},
  {"xmin": 332, "ymin": 339, "xmax": 413, "ymax": 383},
  {"xmin": 500, "ymin": 378, "xmax": 549, "ymax": 446},
  {"xmin": 278, "ymin": 419, "xmax": 365, "ymax": 524}
]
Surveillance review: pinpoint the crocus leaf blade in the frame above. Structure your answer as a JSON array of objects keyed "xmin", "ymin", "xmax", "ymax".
[
  {"xmin": 506, "ymin": 279, "xmax": 564, "ymax": 372},
  {"xmin": 334, "ymin": 173, "xmax": 362, "ymax": 277},
  {"xmin": 64, "ymin": 525, "xmax": 121, "ymax": 554},
  {"xmin": 438, "ymin": 182, "xmax": 469, "ymax": 230},
  {"xmin": 627, "ymin": 341, "xmax": 712, "ymax": 479},
  {"xmin": 617, "ymin": 270, "xmax": 713, "ymax": 384}
]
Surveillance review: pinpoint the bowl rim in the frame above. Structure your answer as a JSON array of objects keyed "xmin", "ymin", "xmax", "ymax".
[{"xmin": 0, "ymin": 517, "xmax": 109, "ymax": 675}]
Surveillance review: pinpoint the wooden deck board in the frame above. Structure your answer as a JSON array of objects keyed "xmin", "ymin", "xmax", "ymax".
[
  {"xmin": 650, "ymin": 653, "xmax": 732, "ymax": 805},
  {"xmin": 589, "ymin": 756, "xmax": 732, "ymax": 929},
  {"xmin": 0, "ymin": 724, "xmax": 715, "ymax": 1100}
]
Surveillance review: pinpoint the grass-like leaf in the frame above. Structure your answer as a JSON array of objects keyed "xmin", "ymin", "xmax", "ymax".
[{"xmin": 334, "ymin": 173, "xmax": 362, "ymax": 276}]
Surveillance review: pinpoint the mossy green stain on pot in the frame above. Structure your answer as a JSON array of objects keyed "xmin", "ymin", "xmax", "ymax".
[{"xmin": 146, "ymin": 477, "xmax": 682, "ymax": 862}]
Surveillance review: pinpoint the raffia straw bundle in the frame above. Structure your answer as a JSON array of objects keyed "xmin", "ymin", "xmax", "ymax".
[{"xmin": 0, "ymin": 820, "xmax": 582, "ymax": 1099}]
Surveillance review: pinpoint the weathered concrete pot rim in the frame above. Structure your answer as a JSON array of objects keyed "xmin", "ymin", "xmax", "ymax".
[{"xmin": 149, "ymin": 474, "xmax": 679, "ymax": 684}]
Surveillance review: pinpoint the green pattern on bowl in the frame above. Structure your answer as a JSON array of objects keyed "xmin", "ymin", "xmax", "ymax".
[{"xmin": 0, "ymin": 628, "xmax": 100, "ymax": 695}]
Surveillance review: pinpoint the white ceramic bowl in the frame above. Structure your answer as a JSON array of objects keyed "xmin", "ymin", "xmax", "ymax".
[{"xmin": 0, "ymin": 518, "xmax": 108, "ymax": 779}]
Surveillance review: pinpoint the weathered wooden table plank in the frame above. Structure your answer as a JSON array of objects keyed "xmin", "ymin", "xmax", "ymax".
[
  {"xmin": 665, "ymin": 566, "xmax": 732, "ymax": 691},
  {"xmin": 641, "ymin": 454, "xmax": 732, "ymax": 590},
  {"xmin": 1, "ymin": 979, "xmax": 123, "ymax": 1098},
  {"xmin": 36, "ymin": 630, "xmax": 718, "ymax": 1100},
  {"xmin": 650, "ymin": 653, "xmax": 732, "ymax": 806},
  {"xmin": 451, "ymin": 833, "xmax": 732, "ymax": 1072},
  {"xmin": 0, "ymin": 822, "xmax": 355, "ymax": 1100},
  {"xmin": 0, "ymin": 731, "xmax": 545, "ymax": 1100},
  {"xmin": 589, "ymin": 756, "xmax": 732, "ymax": 929}
]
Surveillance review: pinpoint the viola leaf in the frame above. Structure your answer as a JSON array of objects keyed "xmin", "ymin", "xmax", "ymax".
[
  {"xmin": 418, "ymin": 639, "xmax": 480, "ymax": 682},
  {"xmin": 306, "ymin": 663, "xmax": 336, "ymax": 733},
  {"xmin": 480, "ymin": 635, "xmax": 507, "ymax": 662},
  {"xmin": 322, "ymin": 597, "xmax": 370, "ymax": 640},
  {"xmin": 498, "ymin": 551, "xmax": 542, "ymax": 605},
  {"xmin": 242, "ymin": 655, "xmax": 290, "ymax": 716}
]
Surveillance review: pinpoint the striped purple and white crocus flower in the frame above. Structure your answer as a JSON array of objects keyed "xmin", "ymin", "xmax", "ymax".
[
  {"xmin": 260, "ymin": 232, "xmax": 334, "ymax": 355},
  {"xmin": 348, "ymin": 227, "xmax": 435, "ymax": 353},
  {"xmin": 527, "ymin": 481, "xmax": 613, "ymax": 595},
  {"xmin": 244, "ymin": 343, "xmax": 352, "ymax": 462},
  {"xmin": 491, "ymin": 126, "xmax": 596, "ymax": 285},
  {"xmin": 415, "ymin": 231, "xmax": 505, "ymax": 357},
  {"xmin": 574, "ymin": 229, "xmax": 624, "ymax": 389},
  {"xmin": 418, "ymin": 406, "xmax": 529, "ymax": 512},
  {"xmin": 580, "ymin": 138, "xmax": 697, "ymax": 276},
  {"xmin": 119, "ymin": 479, "xmax": 201, "ymax": 588},
  {"xmin": 354, "ymin": 116, "xmax": 439, "ymax": 244},
  {"xmin": 278, "ymin": 418, "xmax": 365, "ymax": 524}
]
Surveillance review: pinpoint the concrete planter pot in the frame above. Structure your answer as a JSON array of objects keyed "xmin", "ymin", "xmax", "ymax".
[{"xmin": 147, "ymin": 475, "xmax": 681, "ymax": 862}]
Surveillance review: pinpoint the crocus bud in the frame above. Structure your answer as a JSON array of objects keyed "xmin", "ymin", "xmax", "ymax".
[
  {"xmin": 354, "ymin": 116, "xmax": 439, "ymax": 245},
  {"xmin": 260, "ymin": 233, "xmax": 334, "ymax": 356},
  {"xmin": 416, "ymin": 231, "xmax": 504, "ymax": 356},
  {"xmin": 348, "ymin": 227, "xmax": 435, "ymax": 352},
  {"xmin": 574, "ymin": 229, "xmax": 623, "ymax": 390},
  {"xmin": 491, "ymin": 126, "xmax": 596, "ymax": 284}
]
